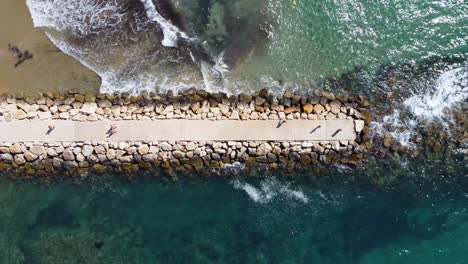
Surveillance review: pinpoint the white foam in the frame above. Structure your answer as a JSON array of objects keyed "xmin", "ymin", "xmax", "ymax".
[
  {"xmin": 139, "ymin": 0, "xmax": 189, "ymax": 47},
  {"xmin": 223, "ymin": 162, "xmax": 246, "ymax": 174},
  {"xmin": 373, "ymin": 67, "xmax": 467, "ymax": 146},
  {"xmin": 26, "ymin": 0, "xmax": 128, "ymax": 36},
  {"xmin": 233, "ymin": 180, "xmax": 266, "ymax": 203},
  {"xmin": 26, "ymin": 0, "xmax": 231, "ymax": 94},
  {"xmin": 404, "ymin": 67, "xmax": 467, "ymax": 120},
  {"xmin": 372, "ymin": 110, "xmax": 417, "ymax": 147},
  {"xmin": 232, "ymin": 178, "xmax": 308, "ymax": 204}
]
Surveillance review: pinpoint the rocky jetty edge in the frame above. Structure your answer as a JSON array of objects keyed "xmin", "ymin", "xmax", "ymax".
[{"xmin": 0, "ymin": 89, "xmax": 371, "ymax": 179}]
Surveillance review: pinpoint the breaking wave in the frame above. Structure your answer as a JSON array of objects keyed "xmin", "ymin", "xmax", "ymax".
[
  {"xmin": 139, "ymin": 0, "xmax": 188, "ymax": 48},
  {"xmin": 232, "ymin": 178, "xmax": 309, "ymax": 204},
  {"xmin": 25, "ymin": 0, "xmax": 270, "ymax": 94},
  {"xmin": 372, "ymin": 66, "xmax": 467, "ymax": 146},
  {"xmin": 404, "ymin": 67, "xmax": 468, "ymax": 121}
]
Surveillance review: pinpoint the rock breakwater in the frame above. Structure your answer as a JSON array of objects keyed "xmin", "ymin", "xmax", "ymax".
[
  {"xmin": 0, "ymin": 89, "xmax": 371, "ymax": 122},
  {"xmin": 0, "ymin": 89, "xmax": 371, "ymax": 178}
]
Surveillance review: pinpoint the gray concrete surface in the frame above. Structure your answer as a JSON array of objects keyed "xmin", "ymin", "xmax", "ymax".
[{"xmin": 0, "ymin": 120, "xmax": 356, "ymax": 142}]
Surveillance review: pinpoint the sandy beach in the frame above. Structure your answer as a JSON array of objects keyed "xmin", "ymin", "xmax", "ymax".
[{"xmin": 0, "ymin": 0, "xmax": 100, "ymax": 95}]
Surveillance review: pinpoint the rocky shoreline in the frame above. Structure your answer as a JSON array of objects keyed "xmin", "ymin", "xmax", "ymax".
[
  {"xmin": 0, "ymin": 89, "xmax": 371, "ymax": 178},
  {"xmin": 0, "ymin": 88, "xmax": 371, "ymax": 122}
]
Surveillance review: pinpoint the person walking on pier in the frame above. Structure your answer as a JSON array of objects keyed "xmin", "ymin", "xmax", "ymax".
[
  {"xmin": 107, "ymin": 123, "xmax": 118, "ymax": 137},
  {"xmin": 46, "ymin": 124, "xmax": 55, "ymax": 135}
]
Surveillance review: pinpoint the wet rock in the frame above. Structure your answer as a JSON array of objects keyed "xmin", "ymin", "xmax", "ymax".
[
  {"xmin": 85, "ymin": 93, "xmax": 96, "ymax": 102},
  {"xmin": 383, "ymin": 133, "xmax": 394, "ymax": 148},
  {"xmin": 173, "ymin": 151, "xmax": 185, "ymax": 159},
  {"xmin": 93, "ymin": 164, "xmax": 106, "ymax": 173},
  {"xmin": 299, "ymin": 154, "xmax": 311, "ymax": 165},
  {"xmin": 255, "ymin": 97, "xmax": 266, "ymax": 106},
  {"xmin": 239, "ymin": 93, "xmax": 252, "ymax": 102},
  {"xmin": 360, "ymin": 110, "xmax": 372, "ymax": 125},
  {"xmin": 97, "ymin": 99, "xmax": 112, "ymax": 108},
  {"xmin": 190, "ymin": 157, "xmax": 204, "ymax": 168},
  {"xmin": 321, "ymin": 92, "xmax": 335, "ymax": 101},
  {"xmin": 63, "ymin": 161, "xmax": 78, "ymax": 171},
  {"xmin": 267, "ymin": 153, "xmax": 277, "ymax": 162}
]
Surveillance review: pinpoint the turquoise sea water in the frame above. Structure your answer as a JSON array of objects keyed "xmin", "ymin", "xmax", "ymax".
[
  {"xmin": 7, "ymin": 0, "xmax": 468, "ymax": 262},
  {"xmin": 1, "ymin": 155, "xmax": 467, "ymax": 263}
]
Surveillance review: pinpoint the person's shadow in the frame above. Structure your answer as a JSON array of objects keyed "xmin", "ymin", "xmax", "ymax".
[
  {"xmin": 332, "ymin": 129, "xmax": 342, "ymax": 137},
  {"xmin": 310, "ymin": 125, "xmax": 321, "ymax": 134},
  {"xmin": 276, "ymin": 120, "xmax": 286, "ymax": 128},
  {"xmin": 46, "ymin": 127, "xmax": 54, "ymax": 135}
]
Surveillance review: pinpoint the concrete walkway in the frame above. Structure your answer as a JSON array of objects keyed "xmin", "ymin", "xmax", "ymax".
[{"xmin": 0, "ymin": 120, "xmax": 356, "ymax": 142}]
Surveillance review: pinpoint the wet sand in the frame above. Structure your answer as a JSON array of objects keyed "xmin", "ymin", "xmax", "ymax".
[{"xmin": 0, "ymin": 0, "xmax": 100, "ymax": 95}]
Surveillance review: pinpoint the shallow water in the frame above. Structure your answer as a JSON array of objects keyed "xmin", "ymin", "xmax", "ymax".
[
  {"xmin": 24, "ymin": 0, "xmax": 468, "ymax": 94},
  {"xmin": 0, "ymin": 1, "xmax": 100, "ymax": 95}
]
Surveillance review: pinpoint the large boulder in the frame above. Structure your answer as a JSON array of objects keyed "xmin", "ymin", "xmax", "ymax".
[
  {"xmin": 303, "ymin": 104, "xmax": 314, "ymax": 114},
  {"xmin": 354, "ymin": 120, "xmax": 365, "ymax": 133},
  {"xmin": 62, "ymin": 148, "xmax": 75, "ymax": 161},
  {"xmin": 63, "ymin": 161, "xmax": 79, "ymax": 171},
  {"xmin": 138, "ymin": 144, "xmax": 150, "ymax": 155},
  {"xmin": 229, "ymin": 110, "xmax": 240, "ymax": 120},
  {"xmin": 14, "ymin": 110, "xmax": 26, "ymax": 119},
  {"xmin": 257, "ymin": 143, "xmax": 273, "ymax": 156},
  {"xmin": 80, "ymin": 102, "xmax": 97, "ymax": 115},
  {"xmin": 0, "ymin": 153, "xmax": 13, "ymax": 162},
  {"xmin": 14, "ymin": 154, "xmax": 26, "ymax": 165},
  {"xmin": 23, "ymin": 151, "xmax": 38, "ymax": 162},
  {"xmin": 82, "ymin": 145, "xmax": 94, "ymax": 157},
  {"xmin": 313, "ymin": 104, "xmax": 325, "ymax": 115},
  {"xmin": 30, "ymin": 145, "xmax": 46, "ymax": 156},
  {"xmin": 9, "ymin": 144, "xmax": 22, "ymax": 154}
]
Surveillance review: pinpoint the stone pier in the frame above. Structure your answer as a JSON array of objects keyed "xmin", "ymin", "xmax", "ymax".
[{"xmin": 0, "ymin": 89, "xmax": 372, "ymax": 178}]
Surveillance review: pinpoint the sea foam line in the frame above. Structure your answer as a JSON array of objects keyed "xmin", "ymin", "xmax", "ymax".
[
  {"xmin": 139, "ymin": 0, "xmax": 189, "ymax": 47},
  {"xmin": 232, "ymin": 178, "xmax": 309, "ymax": 204},
  {"xmin": 373, "ymin": 67, "xmax": 467, "ymax": 146},
  {"xmin": 403, "ymin": 67, "xmax": 467, "ymax": 121}
]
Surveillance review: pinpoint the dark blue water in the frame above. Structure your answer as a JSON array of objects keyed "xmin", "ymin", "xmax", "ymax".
[{"xmin": 1, "ymin": 155, "xmax": 466, "ymax": 263}]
